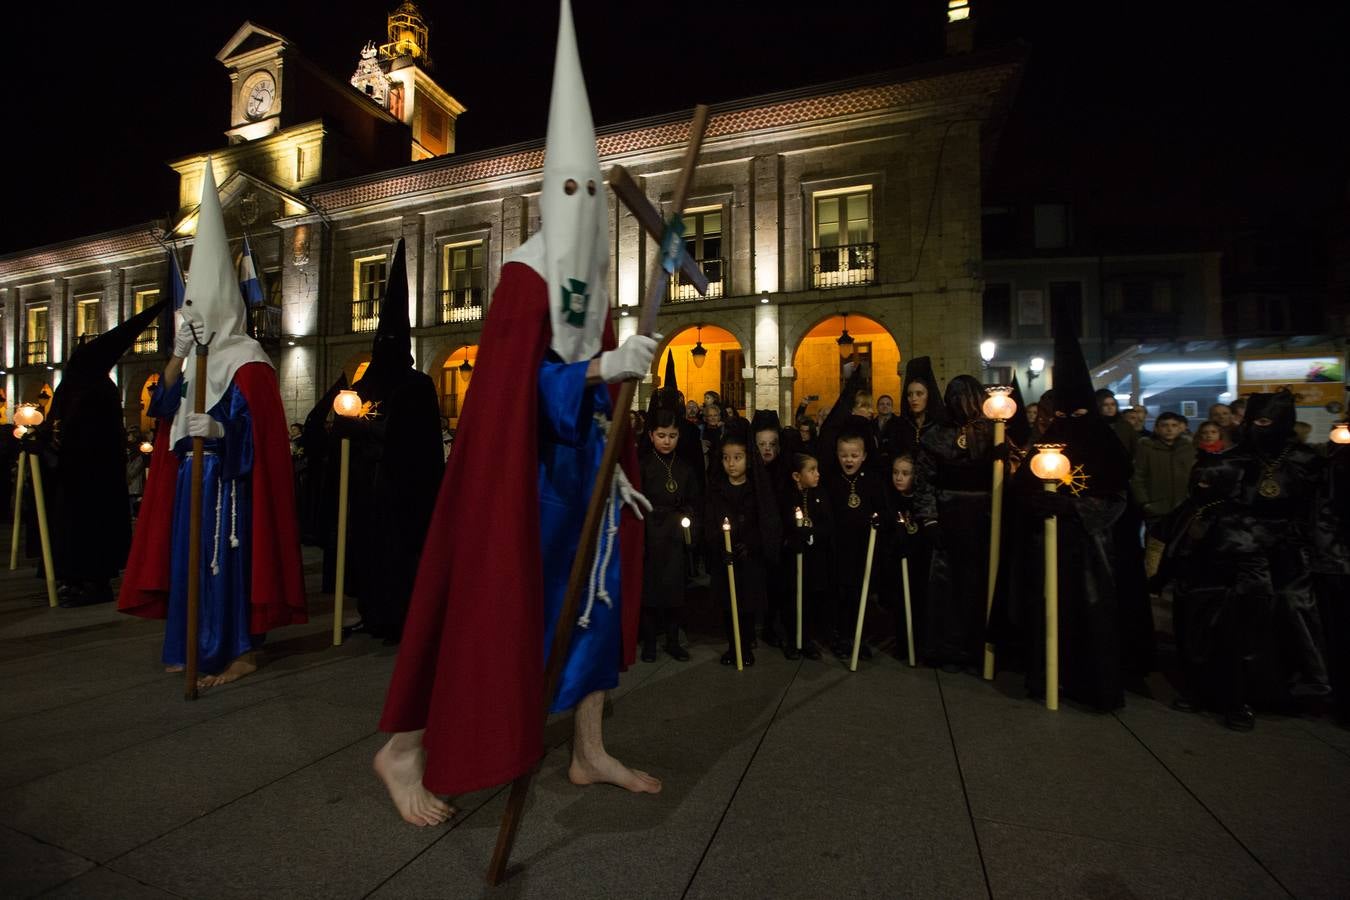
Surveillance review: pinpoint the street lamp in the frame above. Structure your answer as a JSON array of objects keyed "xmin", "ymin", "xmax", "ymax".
[
  {"xmin": 1029, "ymin": 443, "xmax": 1070, "ymax": 712},
  {"xmin": 979, "ymin": 340, "xmax": 997, "ymax": 367},
  {"xmin": 457, "ymin": 356, "xmax": 474, "ymax": 385},
  {"xmin": 837, "ymin": 313, "xmax": 855, "ymax": 361},
  {"xmin": 691, "ymin": 325, "xmax": 708, "ymax": 369},
  {"xmin": 1027, "ymin": 356, "xmax": 1046, "ymax": 385}
]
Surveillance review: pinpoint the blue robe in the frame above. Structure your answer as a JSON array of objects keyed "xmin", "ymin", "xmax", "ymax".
[
  {"xmin": 151, "ymin": 383, "xmax": 258, "ymax": 673},
  {"xmin": 538, "ymin": 355, "xmax": 623, "ymax": 713}
]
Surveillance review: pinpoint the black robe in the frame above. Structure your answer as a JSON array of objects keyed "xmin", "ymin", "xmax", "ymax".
[
  {"xmin": 705, "ymin": 479, "xmax": 773, "ymax": 615},
  {"xmin": 914, "ymin": 418, "xmax": 994, "ymax": 667},
  {"xmin": 639, "ymin": 450, "xmax": 701, "ymax": 609}
]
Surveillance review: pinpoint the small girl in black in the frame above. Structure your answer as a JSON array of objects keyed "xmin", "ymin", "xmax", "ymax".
[{"xmin": 781, "ymin": 452, "xmax": 833, "ymax": 660}]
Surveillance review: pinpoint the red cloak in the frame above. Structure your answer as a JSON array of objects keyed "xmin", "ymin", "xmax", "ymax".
[
  {"xmin": 118, "ymin": 361, "xmax": 308, "ymax": 633},
  {"xmin": 378, "ymin": 262, "xmax": 642, "ymax": 796}
]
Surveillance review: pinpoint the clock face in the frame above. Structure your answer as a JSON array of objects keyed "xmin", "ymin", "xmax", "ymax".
[{"xmin": 243, "ymin": 73, "xmax": 275, "ymax": 120}]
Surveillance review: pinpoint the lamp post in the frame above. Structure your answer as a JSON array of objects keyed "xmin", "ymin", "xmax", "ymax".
[
  {"xmin": 9, "ymin": 404, "xmax": 57, "ymax": 607},
  {"xmin": 980, "ymin": 386, "xmax": 1017, "ymax": 680},
  {"xmin": 331, "ymin": 389, "xmax": 363, "ymax": 645},
  {"xmin": 1029, "ymin": 443, "xmax": 1071, "ymax": 711}
]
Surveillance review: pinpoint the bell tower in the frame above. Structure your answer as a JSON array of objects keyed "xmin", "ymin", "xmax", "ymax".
[{"xmin": 381, "ymin": 1, "xmax": 430, "ymax": 63}]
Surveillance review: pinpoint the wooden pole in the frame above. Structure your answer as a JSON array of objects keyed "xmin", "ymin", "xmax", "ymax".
[
  {"xmin": 185, "ymin": 348, "xmax": 209, "ymax": 702},
  {"xmin": 10, "ymin": 449, "xmax": 27, "ymax": 570},
  {"xmin": 333, "ymin": 436, "xmax": 351, "ymax": 646},
  {"xmin": 849, "ymin": 515, "xmax": 879, "ymax": 672},
  {"xmin": 485, "ymin": 104, "xmax": 710, "ymax": 887},
  {"xmin": 982, "ymin": 418, "xmax": 1006, "ymax": 681},
  {"xmin": 1043, "ymin": 482, "xmax": 1059, "ymax": 712},
  {"xmin": 722, "ymin": 518, "xmax": 743, "ymax": 671},
  {"xmin": 901, "ymin": 557, "xmax": 916, "ymax": 668},
  {"xmin": 29, "ymin": 455, "xmax": 57, "ymax": 608}
]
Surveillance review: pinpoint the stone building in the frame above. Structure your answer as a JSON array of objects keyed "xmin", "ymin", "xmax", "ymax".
[{"xmin": 0, "ymin": 7, "xmax": 1021, "ymax": 431}]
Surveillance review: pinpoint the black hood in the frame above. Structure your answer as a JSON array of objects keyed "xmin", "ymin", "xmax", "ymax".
[
  {"xmin": 1241, "ymin": 390, "xmax": 1296, "ymax": 455},
  {"xmin": 63, "ymin": 299, "xmax": 168, "ymax": 383},
  {"xmin": 363, "ymin": 239, "xmax": 413, "ymax": 382},
  {"xmin": 1051, "ymin": 294, "xmax": 1096, "ymax": 417},
  {"xmin": 901, "ymin": 355, "xmax": 945, "ymax": 425},
  {"xmin": 647, "ymin": 351, "xmax": 685, "ymax": 416},
  {"xmin": 750, "ymin": 409, "xmax": 781, "ymax": 436},
  {"xmin": 1006, "ymin": 372, "xmax": 1031, "ymax": 448},
  {"xmin": 944, "ymin": 374, "xmax": 985, "ymax": 426}
]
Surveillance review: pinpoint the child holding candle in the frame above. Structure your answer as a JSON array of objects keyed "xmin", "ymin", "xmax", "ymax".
[
  {"xmin": 884, "ymin": 453, "xmax": 932, "ymax": 663},
  {"xmin": 639, "ymin": 408, "xmax": 701, "ymax": 662},
  {"xmin": 705, "ymin": 425, "xmax": 781, "ymax": 666},
  {"xmin": 821, "ymin": 426, "xmax": 891, "ymax": 660},
  {"xmin": 782, "ymin": 452, "xmax": 833, "ymax": 660}
]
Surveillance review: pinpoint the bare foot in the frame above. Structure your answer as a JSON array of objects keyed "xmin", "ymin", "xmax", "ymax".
[
  {"xmin": 165, "ymin": 665, "xmax": 184, "ymax": 674},
  {"xmin": 568, "ymin": 750, "xmax": 663, "ymax": 794},
  {"xmin": 374, "ymin": 737, "xmax": 455, "ymax": 826},
  {"xmin": 197, "ymin": 652, "xmax": 258, "ymax": 690}
]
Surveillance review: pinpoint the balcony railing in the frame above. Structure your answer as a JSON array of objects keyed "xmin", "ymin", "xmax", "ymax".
[
  {"xmin": 440, "ymin": 287, "xmax": 484, "ymax": 323},
  {"xmin": 669, "ymin": 257, "xmax": 725, "ymax": 302},
  {"xmin": 25, "ymin": 340, "xmax": 48, "ymax": 366},
  {"xmin": 133, "ymin": 324, "xmax": 159, "ymax": 355},
  {"xmin": 811, "ymin": 242, "xmax": 878, "ymax": 289},
  {"xmin": 248, "ymin": 305, "xmax": 283, "ymax": 350},
  {"xmin": 351, "ymin": 297, "xmax": 378, "ymax": 333}
]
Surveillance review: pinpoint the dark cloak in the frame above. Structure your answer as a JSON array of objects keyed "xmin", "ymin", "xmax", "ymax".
[
  {"xmin": 889, "ymin": 355, "xmax": 946, "ymax": 462},
  {"xmin": 330, "ymin": 239, "xmax": 444, "ymax": 641},
  {"xmin": 299, "ymin": 373, "xmax": 346, "ymax": 546}
]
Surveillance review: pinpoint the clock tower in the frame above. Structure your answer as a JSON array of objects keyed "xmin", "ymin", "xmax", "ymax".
[{"xmin": 217, "ymin": 22, "xmax": 290, "ymax": 143}]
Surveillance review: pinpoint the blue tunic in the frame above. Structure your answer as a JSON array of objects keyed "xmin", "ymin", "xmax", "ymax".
[
  {"xmin": 537, "ymin": 356, "xmax": 623, "ymax": 713},
  {"xmin": 151, "ymin": 383, "xmax": 258, "ymax": 673}
]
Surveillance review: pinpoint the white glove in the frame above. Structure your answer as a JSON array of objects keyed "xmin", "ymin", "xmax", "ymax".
[
  {"xmin": 613, "ymin": 466, "xmax": 652, "ymax": 520},
  {"xmin": 185, "ymin": 413, "xmax": 224, "ymax": 439},
  {"xmin": 598, "ymin": 333, "xmax": 662, "ymax": 384},
  {"xmin": 173, "ymin": 319, "xmax": 197, "ymax": 359}
]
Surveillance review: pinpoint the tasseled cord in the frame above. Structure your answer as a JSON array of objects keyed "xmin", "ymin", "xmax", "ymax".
[
  {"xmin": 209, "ymin": 476, "xmax": 241, "ymax": 577},
  {"xmin": 577, "ymin": 479, "xmax": 620, "ymax": 630}
]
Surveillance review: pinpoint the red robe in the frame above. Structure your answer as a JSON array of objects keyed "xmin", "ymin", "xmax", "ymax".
[
  {"xmin": 378, "ymin": 262, "xmax": 642, "ymax": 796},
  {"xmin": 119, "ymin": 361, "xmax": 308, "ymax": 633}
]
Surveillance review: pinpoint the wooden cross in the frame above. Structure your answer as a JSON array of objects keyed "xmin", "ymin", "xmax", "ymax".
[{"xmin": 485, "ymin": 104, "xmax": 711, "ymax": 886}]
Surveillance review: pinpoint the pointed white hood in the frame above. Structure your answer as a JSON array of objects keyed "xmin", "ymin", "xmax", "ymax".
[
  {"xmin": 506, "ymin": 0, "xmax": 610, "ymax": 363},
  {"xmin": 170, "ymin": 158, "xmax": 272, "ymax": 446}
]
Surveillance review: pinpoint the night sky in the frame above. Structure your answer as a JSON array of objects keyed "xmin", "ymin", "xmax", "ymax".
[{"xmin": 4, "ymin": 1, "xmax": 1347, "ymax": 257}]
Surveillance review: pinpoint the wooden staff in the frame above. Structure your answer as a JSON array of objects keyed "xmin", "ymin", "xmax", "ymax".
[
  {"xmin": 982, "ymin": 417, "xmax": 1007, "ymax": 681},
  {"xmin": 29, "ymin": 455, "xmax": 57, "ymax": 608},
  {"xmin": 185, "ymin": 341, "xmax": 210, "ymax": 702},
  {"xmin": 1043, "ymin": 482, "xmax": 1059, "ymax": 711},
  {"xmin": 849, "ymin": 513, "xmax": 879, "ymax": 672},
  {"xmin": 722, "ymin": 517, "xmax": 743, "ymax": 671},
  {"xmin": 332, "ymin": 436, "xmax": 351, "ymax": 646},
  {"xmin": 793, "ymin": 507, "xmax": 804, "ymax": 652},
  {"xmin": 9, "ymin": 448, "xmax": 27, "ymax": 570},
  {"xmin": 486, "ymin": 104, "xmax": 710, "ymax": 887}
]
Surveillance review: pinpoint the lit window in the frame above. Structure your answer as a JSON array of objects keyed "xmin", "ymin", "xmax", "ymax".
[
  {"xmin": 26, "ymin": 306, "xmax": 49, "ymax": 365},
  {"xmin": 352, "ymin": 255, "xmax": 388, "ymax": 333},
  {"xmin": 948, "ymin": 0, "xmax": 970, "ymax": 23},
  {"xmin": 134, "ymin": 290, "xmax": 161, "ymax": 354},
  {"xmin": 76, "ymin": 298, "xmax": 101, "ymax": 342},
  {"xmin": 812, "ymin": 188, "xmax": 876, "ymax": 288},
  {"xmin": 441, "ymin": 241, "xmax": 485, "ymax": 323},
  {"xmin": 671, "ymin": 207, "xmax": 724, "ymax": 301}
]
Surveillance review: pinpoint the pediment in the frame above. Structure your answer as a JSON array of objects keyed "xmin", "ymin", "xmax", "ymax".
[
  {"xmin": 170, "ymin": 171, "xmax": 314, "ymax": 237},
  {"xmin": 216, "ymin": 21, "xmax": 292, "ymax": 66}
]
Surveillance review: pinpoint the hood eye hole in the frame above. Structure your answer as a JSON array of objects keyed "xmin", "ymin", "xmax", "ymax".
[
  {"xmin": 586, "ymin": 180, "xmax": 596, "ymax": 195},
  {"xmin": 564, "ymin": 178, "xmax": 578, "ymax": 195}
]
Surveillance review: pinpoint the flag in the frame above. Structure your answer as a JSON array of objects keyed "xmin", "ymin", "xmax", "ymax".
[
  {"xmin": 238, "ymin": 234, "xmax": 266, "ymax": 308},
  {"xmin": 167, "ymin": 248, "xmax": 186, "ymax": 310}
]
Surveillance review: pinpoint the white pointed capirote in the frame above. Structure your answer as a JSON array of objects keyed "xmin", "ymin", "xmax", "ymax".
[
  {"xmin": 507, "ymin": 0, "xmax": 609, "ymax": 364},
  {"xmin": 170, "ymin": 157, "xmax": 272, "ymax": 447}
]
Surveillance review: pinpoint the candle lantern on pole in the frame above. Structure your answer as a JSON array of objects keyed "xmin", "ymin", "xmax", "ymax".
[
  {"xmin": 1029, "ymin": 443, "xmax": 1071, "ymax": 711},
  {"xmin": 1331, "ymin": 422, "xmax": 1350, "ymax": 445},
  {"xmin": 331, "ymin": 389, "xmax": 363, "ymax": 645},
  {"xmin": 980, "ymin": 385, "xmax": 1017, "ymax": 680},
  {"xmin": 8, "ymin": 404, "xmax": 57, "ymax": 607}
]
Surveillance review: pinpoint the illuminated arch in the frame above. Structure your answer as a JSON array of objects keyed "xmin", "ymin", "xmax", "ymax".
[
  {"xmin": 139, "ymin": 374, "xmax": 161, "ymax": 434},
  {"xmin": 790, "ymin": 313, "xmax": 901, "ymax": 421},
  {"xmin": 653, "ymin": 325, "xmax": 747, "ymax": 416},
  {"xmin": 438, "ymin": 345, "xmax": 478, "ymax": 425}
]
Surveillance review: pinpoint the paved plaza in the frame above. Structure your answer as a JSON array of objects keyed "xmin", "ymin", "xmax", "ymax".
[{"xmin": 2, "ymin": 552, "xmax": 1349, "ymax": 899}]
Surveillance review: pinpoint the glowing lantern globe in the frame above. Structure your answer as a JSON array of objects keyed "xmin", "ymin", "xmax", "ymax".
[
  {"xmin": 14, "ymin": 404, "xmax": 43, "ymax": 427},
  {"xmin": 139, "ymin": 440, "xmax": 154, "ymax": 454},
  {"xmin": 13, "ymin": 425, "xmax": 28, "ymax": 439},
  {"xmin": 1029, "ymin": 443, "xmax": 1071, "ymax": 483},
  {"xmin": 982, "ymin": 386, "xmax": 1017, "ymax": 421},
  {"xmin": 333, "ymin": 389, "xmax": 363, "ymax": 419},
  {"xmin": 1331, "ymin": 422, "xmax": 1350, "ymax": 446}
]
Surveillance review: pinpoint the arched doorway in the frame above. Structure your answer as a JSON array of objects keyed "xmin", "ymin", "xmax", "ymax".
[
  {"xmin": 440, "ymin": 345, "xmax": 477, "ymax": 426},
  {"xmin": 658, "ymin": 325, "xmax": 745, "ymax": 416},
  {"xmin": 791, "ymin": 314, "xmax": 901, "ymax": 421},
  {"xmin": 139, "ymin": 374, "xmax": 161, "ymax": 434}
]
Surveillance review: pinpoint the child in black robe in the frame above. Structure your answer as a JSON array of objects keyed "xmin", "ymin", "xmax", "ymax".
[
  {"xmin": 883, "ymin": 453, "xmax": 932, "ymax": 663},
  {"xmin": 781, "ymin": 452, "xmax": 833, "ymax": 660},
  {"xmin": 705, "ymin": 426, "xmax": 781, "ymax": 667},
  {"xmin": 639, "ymin": 408, "xmax": 701, "ymax": 662},
  {"xmin": 821, "ymin": 426, "xmax": 890, "ymax": 660}
]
